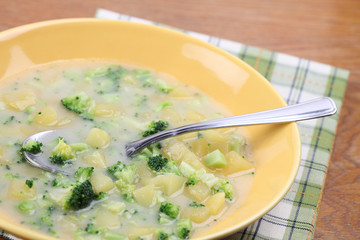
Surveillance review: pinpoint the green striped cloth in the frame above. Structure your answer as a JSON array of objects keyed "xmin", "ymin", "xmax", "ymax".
[
  {"xmin": 0, "ymin": 9, "xmax": 349, "ymax": 240},
  {"xmin": 95, "ymin": 9, "xmax": 349, "ymax": 240}
]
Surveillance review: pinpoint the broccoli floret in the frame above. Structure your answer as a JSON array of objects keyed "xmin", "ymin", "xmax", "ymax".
[
  {"xmin": 142, "ymin": 120, "xmax": 169, "ymax": 137},
  {"xmin": 96, "ymin": 192, "xmax": 107, "ymax": 200},
  {"xmin": 160, "ymin": 201, "xmax": 180, "ymax": 219},
  {"xmin": 147, "ymin": 155, "xmax": 181, "ymax": 176},
  {"xmin": 20, "ymin": 139, "xmax": 43, "ymax": 154},
  {"xmin": 74, "ymin": 167, "xmax": 94, "ymax": 183},
  {"xmin": 49, "ymin": 139, "xmax": 75, "ymax": 165},
  {"xmin": 61, "ymin": 92, "xmax": 95, "ymax": 120},
  {"xmin": 40, "ymin": 215, "xmax": 53, "ymax": 227},
  {"xmin": 107, "ymin": 161, "xmax": 137, "ymax": 184},
  {"xmin": 211, "ymin": 178, "xmax": 234, "ymax": 201},
  {"xmin": 157, "ymin": 231, "xmax": 169, "ymax": 240},
  {"xmin": 25, "ymin": 179, "xmax": 34, "ymax": 188},
  {"xmin": 64, "ymin": 180, "xmax": 96, "ymax": 211},
  {"xmin": 85, "ymin": 223, "xmax": 104, "ymax": 234},
  {"xmin": 115, "ymin": 179, "xmax": 136, "ymax": 202},
  {"xmin": 176, "ymin": 219, "xmax": 192, "ymax": 239},
  {"xmin": 185, "ymin": 176, "xmax": 199, "ymax": 186}
]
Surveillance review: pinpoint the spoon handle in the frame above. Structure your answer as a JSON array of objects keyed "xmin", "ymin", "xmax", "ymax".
[{"xmin": 125, "ymin": 97, "xmax": 337, "ymax": 157}]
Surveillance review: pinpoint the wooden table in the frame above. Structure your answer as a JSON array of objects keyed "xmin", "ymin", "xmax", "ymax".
[{"xmin": 0, "ymin": 0, "xmax": 359, "ymax": 239}]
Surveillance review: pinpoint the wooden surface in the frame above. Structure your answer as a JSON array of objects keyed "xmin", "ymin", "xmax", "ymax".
[{"xmin": 0, "ymin": 0, "xmax": 359, "ymax": 239}]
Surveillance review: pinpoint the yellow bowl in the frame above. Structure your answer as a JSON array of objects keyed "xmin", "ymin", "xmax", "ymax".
[{"xmin": 0, "ymin": 19, "xmax": 301, "ymax": 240}]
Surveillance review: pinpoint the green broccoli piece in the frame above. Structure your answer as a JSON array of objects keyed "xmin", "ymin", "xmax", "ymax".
[
  {"xmin": 154, "ymin": 101, "xmax": 173, "ymax": 112},
  {"xmin": 185, "ymin": 176, "xmax": 199, "ymax": 187},
  {"xmin": 74, "ymin": 167, "xmax": 94, "ymax": 183},
  {"xmin": 176, "ymin": 219, "xmax": 192, "ymax": 239},
  {"xmin": 64, "ymin": 180, "xmax": 97, "ymax": 211},
  {"xmin": 25, "ymin": 179, "xmax": 34, "ymax": 188},
  {"xmin": 189, "ymin": 201, "xmax": 205, "ymax": 208},
  {"xmin": 49, "ymin": 139, "xmax": 75, "ymax": 165},
  {"xmin": 107, "ymin": 161, "xmax": 137, "ymax": 184},
  {"xmin": 160, "ymin": 201, "xmax": 180, "ymax": 219},
  {"xmin": 61, "ymin": 92, "xmax": 95, "ymax": 120},
  {"xmin": 20, "ymin": 139, "xmax": 43, "ymax": 154},
  {"xmin": 17, "ymin": 200, "xmax": 35, "ymax": 214},
  {"xmin": 85, "ymin": 223, "xmax": 104, "ymax": 234},
  {"xmin": 155, "ymin": 79, "xmax": 173, "ymax": 94},
  {"xmin": 142, "ymin": 120, "xmax": 169, "ymax": 137},
  {"xmin": 96, "ymin": 192, "xmax": 107, "ymax": 200},
  {"xmin": 40, "ymin": 215, "xmax": 53, "ymax": 227},
  {"xmin": 115, "ymin": 179, "xmax": 136, "ymax": 202},
  {"xmin": 157, "ymin": 231, "xmax": 169, "ymax": 240},
  {"xmin": 211, "ymin": 178, "xmax": 234, "ymax": 201},
  {"xmin": 147, "ymin": 155, "xmax": 181, "ymax": 176}
]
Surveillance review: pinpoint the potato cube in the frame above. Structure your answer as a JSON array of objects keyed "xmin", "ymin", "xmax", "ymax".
[
  {"xmin": 185, "ymin": 110, "xmax": 206, "ymax": 123},
  {"xmin": 205, "ymin": 192, "xmax": 226, "ymax": 215},
  {"xmin": 192, "ymin": 138, "xmax": 209, "ymax": 157},
  {"xmin": 8, "ymin": 179, "xmax": 36, "ymax": 200},
  {"xmin": 2, "ymin": 89, "xmax": 36, "ymax": 111},
  {"xmin": 127, "ymin": 226, "xmax": 156, "ymax": 240},
  {"xmin": 85, "ymin": 128, "xmax": 110, "ymax": 148},
  {"xmin": 34, "ymin": 106, "xmax": 58, "ymax": 126},
  {"xmin": 224, "ymin": 151, "xmax": 254, "ymax": 174},
  {"xmin": 94, "ymin": 103, "xmax": 122, "ymax": 117},
  {"xmin": 181, "ymin": 206, "xmax": 211, "ymax": 223},
  {"xmin": 208, "ymin": 142, "xmax": 229, "ymax": 155},
  {"xmin": 186, "ymin": 181, "xmax": 211, "ymax": 202},
  {"xmin": 90, "ymin": 171, "xmax": 114, "ymax": 194},
  {"xmin": 159, "ymin": 107, "xmax": 182, "ymax": 125},
  {"xmin": 151, "ymin": 174, "xmax": 186, "ymax": 196},
  {"xmin": 133, "ymin": 184, "xmax": 155, "ymax": 207},
  {"xmin": 203, "ymin": 130, "xmax": 228, "ymax": 143},
  {"xmin": 96, "ymin": 208, "xmax": 121, "ymax": 228},
  {"xmin": 82, "ymin": 151, "xmax": 106, "ymax": 168}
]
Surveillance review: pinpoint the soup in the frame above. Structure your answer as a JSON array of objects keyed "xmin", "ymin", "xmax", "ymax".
[{"xmin": 0, "ymin": 60, "xmax": 254, "ymax": 240}]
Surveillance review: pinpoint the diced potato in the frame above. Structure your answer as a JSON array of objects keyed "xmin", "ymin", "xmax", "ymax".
[
  {"xmin": 185, "ymin": 182, "xmax": 211, "ymax": 202},
  {"xmin": 94, "ymin": 103, "xmax": 122, "ymax": 117},
  {"xmin": 205, "ymin": 192, "xmax": 226, "ymax": 215},
  {"xmin": 159, "ymin": 107, "xmax": 182, "ymax": 125},
  {"xmin": 90, "ymin": 171, "xmax": 114, "ymax": 194},
  {"xmin": 136, "ymin": 161, "xmax": 155, "ymax": 185},
  {"xmin": 34, "ymin": 106, "xmax": 58, "ymax": 126},
  {"xmin": 163, "ymin": 140, "xmax": 206, "ymax": 170},
  {"xmin": 85, "ymin": 128, "xmax": 110, "ymax": 149},
  {"xmin": 169, "ymin": 87, "xmax": 192, "ymax": 99},
  {"xmin": 8, "ymin": 179, "xmax": 36, "ymax": 200},
  {"xmin": 82, "ymin": 151, "xmax": 106, "ymax": 168},
  {"xmin": 181, "ymin": 206, "xmax": 211, "ymax": 223},
  {"xmin": 202, "ymin": 130, "xmax": 228, "ymax": 143},
  {"xmin": 223, "ymin": 151, "xmax": 254, "ymax": 175},
  {"xmin": 0, "ymin": 146, "xmax": 10, "ymax": 164},
  {"xmin": 208, "ymin": 142, "xmax": 229, "ymax": 155},
  {"xmin": 133, "ymin": 184, "xmax": 155, "ymax": 207},
  {"xmin": 151, "ymin": 174, "xmax": 186, "ymax": 196},
  {"xmin": 217, "ymin": 127, "xmax": 235, "ymax": 135},
  {"xmin": 192, "ymin": 138, "xmax": 209, "ymax": 157},
  {"xmin": 181, "ymin": 151, "xmax": 207, "ymax": 170},
  {"xmin": 185, "ymin": 110, "xmax": 206, "ymax": 123},
  {"xmin": 127, "ymin": 226, "xmax": 156, "ymax": 240},
  {"xmin": 96, "ymin": 208, "xmax": 121, "ymax": 228},
  {"xmin": 176, "ymin": 132, "xmax": 198, "ymax": 141},
  {"xmin": 2, "ymin": 89, "xmax": 36, "ymax": 111},
  {"xmin": 162, "ymin": 140, "xmax": 188, "ymax": 162}
]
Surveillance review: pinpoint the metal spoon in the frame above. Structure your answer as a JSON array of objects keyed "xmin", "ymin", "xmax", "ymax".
[{"xmin": 23, "ymin": 97, "xmax": 337, "ymax": 174}]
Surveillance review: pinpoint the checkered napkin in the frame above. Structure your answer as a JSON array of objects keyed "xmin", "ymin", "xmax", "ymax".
[
  {"xmin": 0, "ymin": 9, "xmax": 349, "ymax": 240},
  {"xmin": 95, "ymin": 9, "xmax": 349, "ymax": 240}
]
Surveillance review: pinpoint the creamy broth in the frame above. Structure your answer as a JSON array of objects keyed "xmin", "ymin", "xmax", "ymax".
[{"xmin": 0, "ymin": 60, "xmax": 254, "ymax": 240}]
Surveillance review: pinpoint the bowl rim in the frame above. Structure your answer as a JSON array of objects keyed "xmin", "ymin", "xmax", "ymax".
[{"xmin": 0, "ymin": 18, "xmax": 301, "ymax": 240}]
